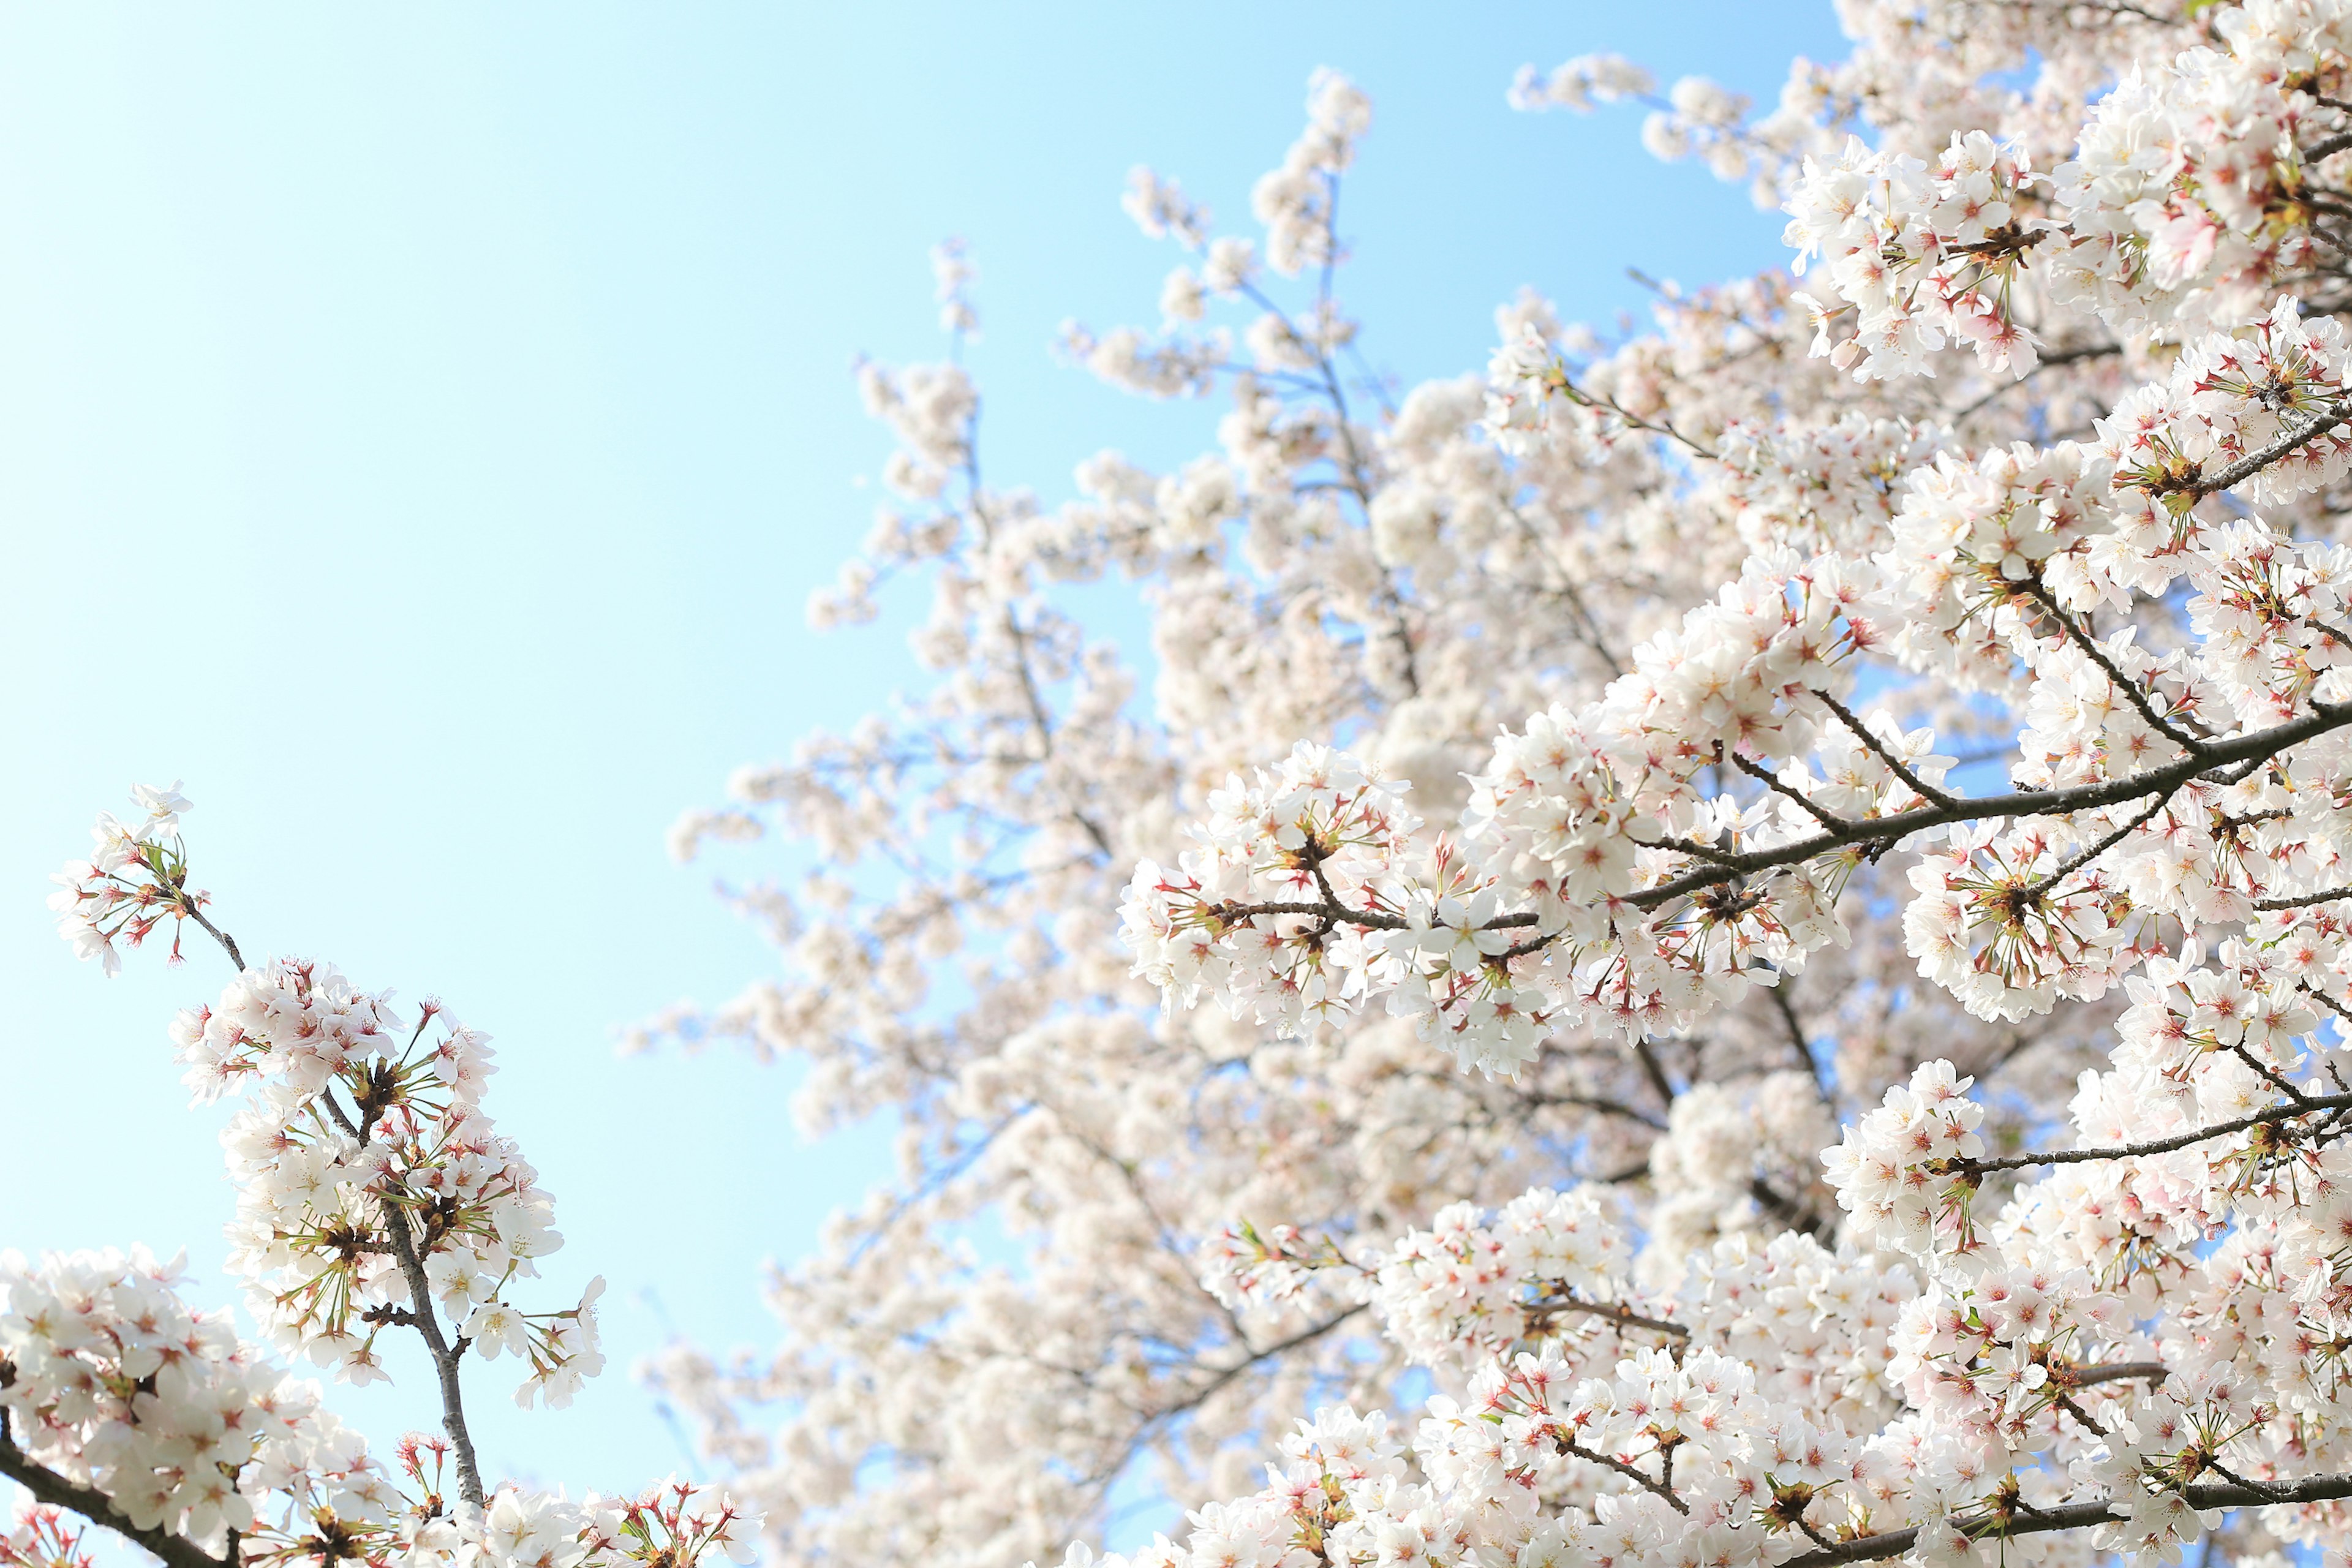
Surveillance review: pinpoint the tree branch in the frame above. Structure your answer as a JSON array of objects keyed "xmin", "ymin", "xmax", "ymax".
[
  {"xmin": 0, "ymin": 1401, "xmax": 230, "ymax": 1568},
  {"xmin": 1186, "ymin": 704, "xmax": 2352, "ymax": 984},
  {"xmin": 2192, "ymin": 397, "xmax": 2352, "ymax": 496},
  {"xmin": 316, "ymin": 1093, "xmax": 488, "ymax": 1509},
  {"xmin": 1558, "ymin": 1434, "xmax": 1689, "ymax": 1514},
  {"xmin": 2304, "ymin": 129, "xmax": 2352, "ymax": 164},
  {"xmin": 1953, "ymin": 1088, "xmax": 2352, "ymax": 1175},
  {"xmin": 1730, "ymin": 750, "xmax": 1853, "ymax": 834},
  {"xmin": 2254, "ymin": 885, "xmax": 2352, "ymax": 911},
  {"xmin": 1525, "ymin": 1292, "xmax": 1690, "ymax": 1340},
  {"xmin": 1811, "ymin": 689, "xmax": 1957, "ymax": 808},
  {"xmin": 1779, "ymin": 1469, "xmax": 2352, "ymax": 1568},
  {"xmin": 1627, "ymin": 698, "xmax": 2352, "ymax": 913},
  {"xmin": 2013, "ymin": 579, "xmax": 2209, "ymax": 756},
  {"xmin": 2019, "ymin": 790, "xmax": 2177, "ymax": 901}
]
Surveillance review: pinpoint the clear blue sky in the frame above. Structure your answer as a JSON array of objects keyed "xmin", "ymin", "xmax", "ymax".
[{"xmin": 0, "ymin": 3, "xmax": 1844, "ymax": 1499}]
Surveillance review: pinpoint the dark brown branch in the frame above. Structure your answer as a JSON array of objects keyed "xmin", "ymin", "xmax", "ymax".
[
  {"xmin": 1780, "ymin": 1469, "xmax": 2352, "ymax": 1567},
  {"xmin": 1812, "ymin": 689, "xmax": 1957, "ymax": 808},
  {"xmin": 2052, "ymin": 1392, "xmax": 2110, "ymax": 1437},
  {"xmin": 1955, "ymin": 1088, "xmax": 2352, "ymax": 1175},
  {"xmin": 2206, "ymin": 1461, "xmax": 2297, "ymax": 1503},
  {"xmin": 1199, "ymin": 899, "xmax": 1535, "ymax": 935},
  {"xmin": 2305, "ymin": 129, "xmax": 2352, "ymax": 164},
  {"xmin": 180, "ymin": 905, "xmax": 245, "ymax": 972},
  {"xmin": 0, "ymin": 1401, "xmax": 230, "ymax": 1568},
  {"xmin": 167, "ymin": 884, "xmax": 247, "ymax": 974},
  {"xmin": 2193, "ymin": 397, "xmax": 2352, "ymax": 496},
  {"xmin": 1187, "ymin": 707, "xmax": 2352, "ymax": 969},
  {"xmin": 2014, "ymin": 579, "xmax": 2207, "ymax": 755},
  {"xmin": 2303, "ymin": 980, "xmax": 2352, "ymax": 1026},
  {"xmin": 1628, "ymin": 698, "xmax": 2352, "ymax": 913},
  {"xmin": 1558, "ymin": 1434, "xmax": 1689, "ymax": 1514},
  {"xmin": 2232, "ymin": 1041, "xmax": 2315, "ymax": 1106},
  {"xmin": 1650, "ymin": 833, "xmax": 1749, "ymax": 867},
  {"xmin": 1730, "ymin": 750, "xmax": 1852, "ymax": 834},
  {"xmin": 2019, "ymin": 791, "xmax": 2176, "ymax": 900},
  {"xmin": 1526, "ymin": 1292, "xmax": 1691, "ymax": 1340},
  {"xmin": 2254, "ymin": 886, "xmax": 2352, "ymax": 911}
]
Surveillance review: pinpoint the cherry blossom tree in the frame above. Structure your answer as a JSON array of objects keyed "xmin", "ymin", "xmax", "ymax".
[
  {"xmin": 43, "ymin": 6, "xmax": 2352, "ymax": 1568},
  {"xmin": 641, "ymin": 5, "xmax": 2352, "ymax": 1568}
]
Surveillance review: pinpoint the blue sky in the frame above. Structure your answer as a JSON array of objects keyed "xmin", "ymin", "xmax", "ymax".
[{"xmin": 0, "ymin": 3, "xmax": 1845, "ymax": 1501}]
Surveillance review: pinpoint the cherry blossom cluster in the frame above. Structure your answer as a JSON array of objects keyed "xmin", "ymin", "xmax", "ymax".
[
  {"xmin": 0, "ymin": 1246, "xmax": 383, "ymax": 1556},
  {"xmin": 1250, "ymin": 69, "xmax": 1369, "ymax": 279},
  {"xmin": 21, "ymin": 803, "xmax": 760, "ymax": 1568},
  {"xmin": 1121, "ymin": 744, "xmax": 1422, "ymax": 1036},
  {"xmin": 48, "ymin": 783, "xmax": 207, "ymax": 976},
  {"xmin": 1194, "ymin": 1222, "xmax": 1363, "ymax": 1317},
  {"xmin": 167, "ymin": 957, "xmax": 603, "ymax": 1412},
  {"xmin": 1820, "ymin": 1061, "xmax": 1988, "ymax": 1260},
  {"xmin": 1122, "ymin": 547, "xmax": 1883, "ymax": 1064},
  {"xmin": 1713, "ymin": 412, "xmax": 1935, "ymax": 557},
  {"xmin": 1023, "ymin": 1142, "xmax": 2324, "ymax": 1568},
  {"xmin": 2100, "ymin": 296, "xmax": 2352, "ymax": 513},
  {"xmin": 1509, "ymin": 53, "xmax": 1836, "ymax": 206},
  {"xmin": 1369, "ymin": 1189, "xmax": 1634, "ymax": 1368},
  {"xmin": 0, "ymin": 1251, "xmax": 756, "ymax": 1568},
  {"xmin": 2049, "ymin": 2, "xmax": 2351, "ymax": 336},
  {"xmin": 1784, "ymin": 130, "xmax": 2047, "ymax": 379}
]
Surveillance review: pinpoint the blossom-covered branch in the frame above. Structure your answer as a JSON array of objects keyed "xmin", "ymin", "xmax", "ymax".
[{"xmin": 29, "ymin": 789, "xmax": 759, "ymax": 1568}]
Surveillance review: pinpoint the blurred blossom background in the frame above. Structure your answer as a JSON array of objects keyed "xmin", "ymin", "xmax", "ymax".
[{"xmin": 0, "ymin": 3, "xmax": 1838, "ymax": 1493}]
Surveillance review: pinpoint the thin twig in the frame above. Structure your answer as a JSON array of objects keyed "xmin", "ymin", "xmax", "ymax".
[
  {"xmin": 2052, "ymin": 1392, "xmax": 2109, "ymax": 1437},
  {"xmin": 2013, "ymin": 579, "xmax": 2208, "ymax": 755},
  {"xmin": 1558, "ymin": 1435, "xmax": 1689, "ymax": 1514},
  {"xmin": 1730, "ymin": 750, "xmax": 1852, "ymax": 834},
  {"xmin": 1812, "ymin": 688, "xmax": 1958, "ymax": 808},
  {"xmin": 2018, "ymin": 791, "xmax": 2176, "ymax": 900},
  {"xmin": 178, "ymin": 904, "xmax": 486, "ymax": 1504},
  {"xmin": 2303, "ymin": 981, "xmax": 2352, "ymax": 1026}
]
